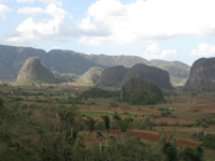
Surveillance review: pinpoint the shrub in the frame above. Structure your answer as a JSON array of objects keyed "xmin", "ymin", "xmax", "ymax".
[
  {"xmin": 116, "ymin": 117, "xmax": 133, "ymax": 132},
  {"xmin": 160, "ymin": 107, "xmax": 174, "ymax": 117}
]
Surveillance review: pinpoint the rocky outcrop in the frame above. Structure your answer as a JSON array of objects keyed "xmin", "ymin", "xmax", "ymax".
[{"xmin": 185, "ymin": 58, "xmax": 215, "ymax": 91}]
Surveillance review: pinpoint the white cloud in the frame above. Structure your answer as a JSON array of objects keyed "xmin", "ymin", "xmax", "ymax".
[
  {"xmin": 8, "ymin": 3, "xmax": 65, "ymax": 43},
  {"xmin": 80, "ymin": 0, "xmax": 215, "ymax": 44},
  {"xmin": 143, "ymin": 42, "xmax": 177, "ymax": 60},
  {"xmin": 17, "ymin": 7, "xmax": 45, "ymax": 15},
  {"xmin": 17, "ymin": 0, "xmax": 58, "ymax": 4},
  {"xmin": 192, "ymin": 43, "xmax": 215, "ymax": 58},
  {"xmin": 0, "ymin": 4, "xmax": 9, "ymax": 19}
]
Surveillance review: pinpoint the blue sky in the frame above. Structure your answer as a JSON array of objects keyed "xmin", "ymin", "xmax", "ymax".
[{"xmin": 1, "ymin": 0, "xmax": 215, "ymax": 65}]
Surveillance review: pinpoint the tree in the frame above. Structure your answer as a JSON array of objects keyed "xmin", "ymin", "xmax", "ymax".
[
  {"xmin": 101, "ymin": 115, "xmax": 111, "ymax": 131},
  {"xmin": 162, "ymin": 141, "xmax": 178, "ymax": 161},
  {"xmin": 181, "ymin": 146, "xmax": 204, "ymax": 161}
]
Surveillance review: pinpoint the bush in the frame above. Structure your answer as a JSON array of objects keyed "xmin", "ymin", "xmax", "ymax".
[
  {"xmin": 195, "ymin": 116, "xmax": 215, "ymax": 128},
  {"xmin": 160, "ymin": 107, "xmax": 174, "ymax": 117}
]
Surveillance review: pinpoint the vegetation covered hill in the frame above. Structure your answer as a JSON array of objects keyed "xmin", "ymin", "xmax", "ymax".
[{"xmin": 16, "ymin": 57, "xmax": 56, "ymax": 85}]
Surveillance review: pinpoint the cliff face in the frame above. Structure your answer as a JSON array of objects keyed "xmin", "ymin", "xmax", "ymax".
[
  {"xmin": 186, "ymin": 58, "xmax": 215, "ymax": 91},
  {"xmin": 16, "ymin": 57, "xmax": 56, "ymax": 85}
]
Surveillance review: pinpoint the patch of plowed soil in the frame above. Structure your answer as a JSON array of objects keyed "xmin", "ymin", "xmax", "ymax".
[
  {"xmin": 85, "ymin": 129, "xmax": 200, "ymax": 148},
  {"xmin": 129, "ymin": 129, "xmax": 160, "ymax": 141},
  {"xmin": 176, "ymin": 139, "xmax": 200, "ymax": 148},
  {"xmin": 130, "ymin": 129, "xmax": 200, "ymax": 148}
]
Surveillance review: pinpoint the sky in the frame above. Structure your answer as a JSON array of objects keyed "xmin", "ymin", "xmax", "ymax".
[{"xmin": 1, "ymin": 0, "xmax": 215, "ymax": 65}]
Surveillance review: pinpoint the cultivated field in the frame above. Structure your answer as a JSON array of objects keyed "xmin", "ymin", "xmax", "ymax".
[{"xmin": 0, "ymin": 85, "xmax": 214, "ymax": 160}]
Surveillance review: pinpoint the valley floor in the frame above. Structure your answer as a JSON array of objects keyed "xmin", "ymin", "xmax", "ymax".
[{"xmin": 0, "ymin": 85, "xmax": 214, "ymax": 161}]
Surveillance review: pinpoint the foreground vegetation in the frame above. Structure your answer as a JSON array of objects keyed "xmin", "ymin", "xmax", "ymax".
[{"xmin": 0, "ymin": 85, "xmax": 214, "ymax": 161}]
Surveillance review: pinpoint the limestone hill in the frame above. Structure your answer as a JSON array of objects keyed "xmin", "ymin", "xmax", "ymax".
[
  {"xmin": 76, "ymin": 67, "xmax": 104, "ymax": 87},
  {"xmin": 16, "ymin": 57, "xmax": 56, "ymax": 85},
  {"xmin": 97, "ymin": 66, "xmax": 128, "ymax": 89},
  {"xmin": 98, "ymin": 64, "xmax": 172, "ymax": 90},
  {"xmin": 185, "ymin": 57, "xmax": 215, "ymax": 91}
]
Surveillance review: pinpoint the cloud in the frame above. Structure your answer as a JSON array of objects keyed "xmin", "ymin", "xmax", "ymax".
[
  {"xmin": 8, "ymin": 3, "xmax": 65, "ymax": 43},
  {"xmin": 192, "ymin": 43, "xmax": 215, "ymax": 58},
  {"xmin": 0, "ymin": 4, "xmax": 9, "ymax": 19},
  {"xmin": 17, "ymin": 7, "xmax": 45, "ymax": 15},
  {"xmin": 142, "ymin": 42, "xmax": 177, "ymax": 60},
  {"xmin": 80, "ymin": 0, "xmax": 215, "ymax": 44},
  {"xmin": 16, "ymin": 0, "xmax": 58, "ymax": 4}
]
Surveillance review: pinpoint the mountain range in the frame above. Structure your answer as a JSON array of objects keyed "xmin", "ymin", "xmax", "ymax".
[{"xmin": 0, "ymin": 44, "xmax": 190, "ymax": 86}]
